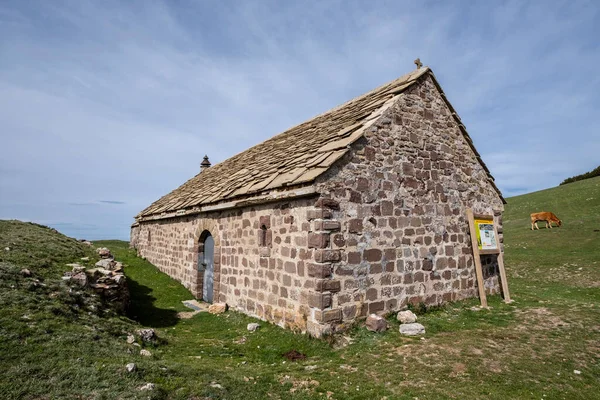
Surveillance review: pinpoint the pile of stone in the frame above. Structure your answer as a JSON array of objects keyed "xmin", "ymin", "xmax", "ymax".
[
  {"xmin": 96, "ymin": 247, "xmax": 112, "ymax": 258},
  {"xmin": 62, "ymin": 248, "xmax": 129, "ymax": 312},
  {"xmin": 397, "ymin": 310, "xmax": 425, "ymax": 336},
  {"xmin": 364, "ymin": 310, "xmax": 426, "ymax": 336}
]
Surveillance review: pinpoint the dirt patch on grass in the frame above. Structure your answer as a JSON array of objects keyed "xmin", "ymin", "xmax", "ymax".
[
  {"xmin": 283, "ymin": 350, "xmax": 307, "ymax": 361},
  {"xmin": 514, "ymin": 307, "xmax": 570, "ymax": 330},
  {"xmin": 450, "ymin": 362, "xmax": 467, "ymax": 376}
]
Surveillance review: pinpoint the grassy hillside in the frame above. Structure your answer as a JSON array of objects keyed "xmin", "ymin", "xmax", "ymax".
[
  {"xmin": 0, "ymin": 221, "xmax": 165, "ymax": 399},
  {"xmin": 0, "ymin": 220, "xmax": 98, "ymax": 278},
  {"xmin": 0, "ymin": 175, "xmax": 599, "ymax": 399},
  {"xmin": 503, "ymin": 176, "xmax": 600, "ymax": 291}
]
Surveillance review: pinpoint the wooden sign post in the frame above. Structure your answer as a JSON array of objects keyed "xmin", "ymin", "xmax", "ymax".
[{"xmin": 466, "ymin": 209, "xmax": 511, "ymax": 307}]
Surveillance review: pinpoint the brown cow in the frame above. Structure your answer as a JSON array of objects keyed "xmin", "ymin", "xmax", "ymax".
[{"xmin": 530, "ymin": 212, "xmax": 562, "ymax": 230}]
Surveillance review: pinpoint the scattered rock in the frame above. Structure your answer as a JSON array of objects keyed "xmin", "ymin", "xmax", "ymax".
[
  {"xmin": 126, "ymin": 363, "xmax": 137, "ymax": 373},
  {"xmin": 136, "ymin": 329, "xmax": 156, "ymax": 342},
  {"xmin": 574, "ymin": 370, "xmax": 581, "ymax": 375},
  {"xmin": 208, "ymin": 303, "xmax": 227, "ymax": 314},
  {"xmin": 399, "ymin": 323, "xmax": 426, "ymax": 336},
  {"xmin": 305, "ymin": 365, "xmax": 317, "ymax": 371},
  {"xmin": 80, "ymin": 257, "xmax": 89, "ymax": 261},
  {"xmin": 95, "ymin": 259, "xmax": 116, "ymax": 269},
  {"xmin": 4, "ymin": 247, "xmax": 10, "ymax": 251},
  {"xmin": 71, "ymin": 272, "xmax": 88, "ymax": 287},
  {"xmin": 87, "ymin": 268, "xmax": 112, "ymax": 277},
  {"xmin": 138, "ymin": 383, "xmax": 155, "ymax": 391},
  {"xmin": 247, "ymin": 323, "xmax": 260, "ymax": 332},
  {"xmin": 366, "ymin": 314, "xmax": 388, "ymax": 332},
  {"xmin": 20, "ymin": 268, "xmax": 32, "ymax": 277},
  {"xmin": 126, "ymin": 334, "xmax": 135, "ymax": 344},
  {"xmin": 72, "ymin": 265, "xmax": 86, "ymax": 274},
  {"xmin": 96, "ymin": 247, "xmax": 112, "ymax": 258},
  {"xmin": 397, "ymin": 310, "xmax": 417, "ymax": 324},
  {"xmin": 182, "ymin": 299, "xmax": 206, "ymax": 311},
  {"xmin": 140, "ymin": 349, "xmax": 152, "ymax": 357},
  {"xmin": 209, "ymin": 382, "xmax": 223, "ymax": 389}
]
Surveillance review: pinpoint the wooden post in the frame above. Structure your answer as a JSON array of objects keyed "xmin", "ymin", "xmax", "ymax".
[
  {"xmin": 466, "ymin": 208, "xmax": 488, "ymax": 308},
  {"xmin": 493, "ymin": 223, "xmax": 512, "ymax": 303}
]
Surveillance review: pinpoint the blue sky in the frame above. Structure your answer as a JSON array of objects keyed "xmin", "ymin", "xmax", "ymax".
[{"xmin": 1, "ymin": 0, "xmax": 599, "ymax": 240}]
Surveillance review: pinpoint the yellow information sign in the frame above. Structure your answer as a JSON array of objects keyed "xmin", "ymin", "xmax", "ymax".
[{"xmin": 474, "ymin": 218, "xmax": 498, "ymax": 250}]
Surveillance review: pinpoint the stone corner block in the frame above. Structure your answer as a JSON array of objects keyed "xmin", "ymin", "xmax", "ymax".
[
  {"xmin": 307, "ymin": 263, "xmax": 333, "ymax": 279},
  {"xmin": 314, "ymin": 249, "xmax": 341, "ymax": 263},
  {"xmin": 314, "ymin": 308, "xmax": 342, "ymax": 323},
  {"xmin": 315, "ymin": 220, "xmax": 341, "ymax": 231},
  {"xmin": 307, "ymin": 209, "xmax": 333, "ymax": 221},
  {"xmin": 308, "ymin": 291, "xmax": 332, "ymax": 310},
  {"xmin": 308, "ymin": 232, "xmax": 331, "ymax": 249},
  {"xmin": 315, "ymin": 279, "xmax": 341, "ymax": 293}
]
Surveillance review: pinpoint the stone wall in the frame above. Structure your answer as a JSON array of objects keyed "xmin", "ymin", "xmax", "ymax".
[
  {"xmin": 130, "ymin": 223, "xmax": 140, "ymax": 249},
  {"xmin": 134, "ymin": 197, "xmax": 340, "ymax": 334},
  {"xmin": 311, "ymin": 74, "xmax": 505, "ymax": 327}
]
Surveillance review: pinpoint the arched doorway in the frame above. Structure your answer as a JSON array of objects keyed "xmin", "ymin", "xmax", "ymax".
[{"xmin": 198, "ymin": 231, "xmax": 214, "ymax": 303}]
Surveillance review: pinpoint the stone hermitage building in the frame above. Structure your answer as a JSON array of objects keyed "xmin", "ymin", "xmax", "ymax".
[{"xmin": 131, "ymin": 66, "xmax": 506, "ymax": 337}]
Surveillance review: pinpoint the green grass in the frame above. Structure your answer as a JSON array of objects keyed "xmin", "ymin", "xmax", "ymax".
[
  {"xmin": 0, "ymin": 220, "xmax": 98, "ymax": 278},
  {"xmin": 1, "ymin": 177, "xmax": 599, "ymax": 399}
]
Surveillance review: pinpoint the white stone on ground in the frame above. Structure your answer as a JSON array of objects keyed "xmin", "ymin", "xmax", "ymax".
[
  {"xmin": 247, "ymin": 323, "xmax": 260, "ymax": 332},
  {"xmin": 126, "ymin": 363, "xmax": 136, "ymax": 373},
  {"xmin": 399, "ymin": 323, "xmax": 426, "ymax": 336},
  {"xmin": 208, "ymin": 303, "xmax": 227, "ymax": 314},
  {"xmin": 396, "ymin": 310, "xmax": 417, "ymax": 324},
  {"xmin": 139, "ymin": 383, "xmax": 155, "ymax": 391},
  {"xmin": 140, "ymin": 349, "xmax": 152, "ymax": 357}
]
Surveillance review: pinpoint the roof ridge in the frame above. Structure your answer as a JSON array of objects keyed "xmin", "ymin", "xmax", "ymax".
[{"xmin": 137, "ymin": 67, "xmax": 446, "ymax": 219}]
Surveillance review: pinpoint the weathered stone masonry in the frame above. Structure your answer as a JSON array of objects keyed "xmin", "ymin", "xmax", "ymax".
[
  {"xmin": 133, "ymin": 198, "xmax": 351, "ymax": 334},
  {"xmin": 132, "ymin": 67, "xmax": 505, "ymax": 337},
  {"xmin": 310, "ymin": 75, "xmax": 504, "ymax": 328}
]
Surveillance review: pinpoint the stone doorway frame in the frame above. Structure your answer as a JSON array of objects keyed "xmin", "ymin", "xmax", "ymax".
[{"xmin": 193, "ymin": 221, "xmax": 221, "ymax": 302}]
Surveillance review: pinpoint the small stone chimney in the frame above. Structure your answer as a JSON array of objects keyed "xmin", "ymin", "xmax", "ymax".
[{"xmin": 200, "ymin": 155, "xmax": 211, "ymax": 172}]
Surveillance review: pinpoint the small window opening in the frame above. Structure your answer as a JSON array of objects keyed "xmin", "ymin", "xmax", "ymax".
[{"xmin": 259, "ymin": 224, "xmax": 268, "ymax": 247}]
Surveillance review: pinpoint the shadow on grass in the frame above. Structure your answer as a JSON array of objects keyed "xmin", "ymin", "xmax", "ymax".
[{"xmin": 126, "ymin": 276, "xmax": 178, "ymax": 328}]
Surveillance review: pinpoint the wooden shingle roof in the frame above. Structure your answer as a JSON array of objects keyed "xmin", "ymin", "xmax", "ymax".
[{"xmin": 137, "ymin": 66, "xmax": 503, "ymax": 220}]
